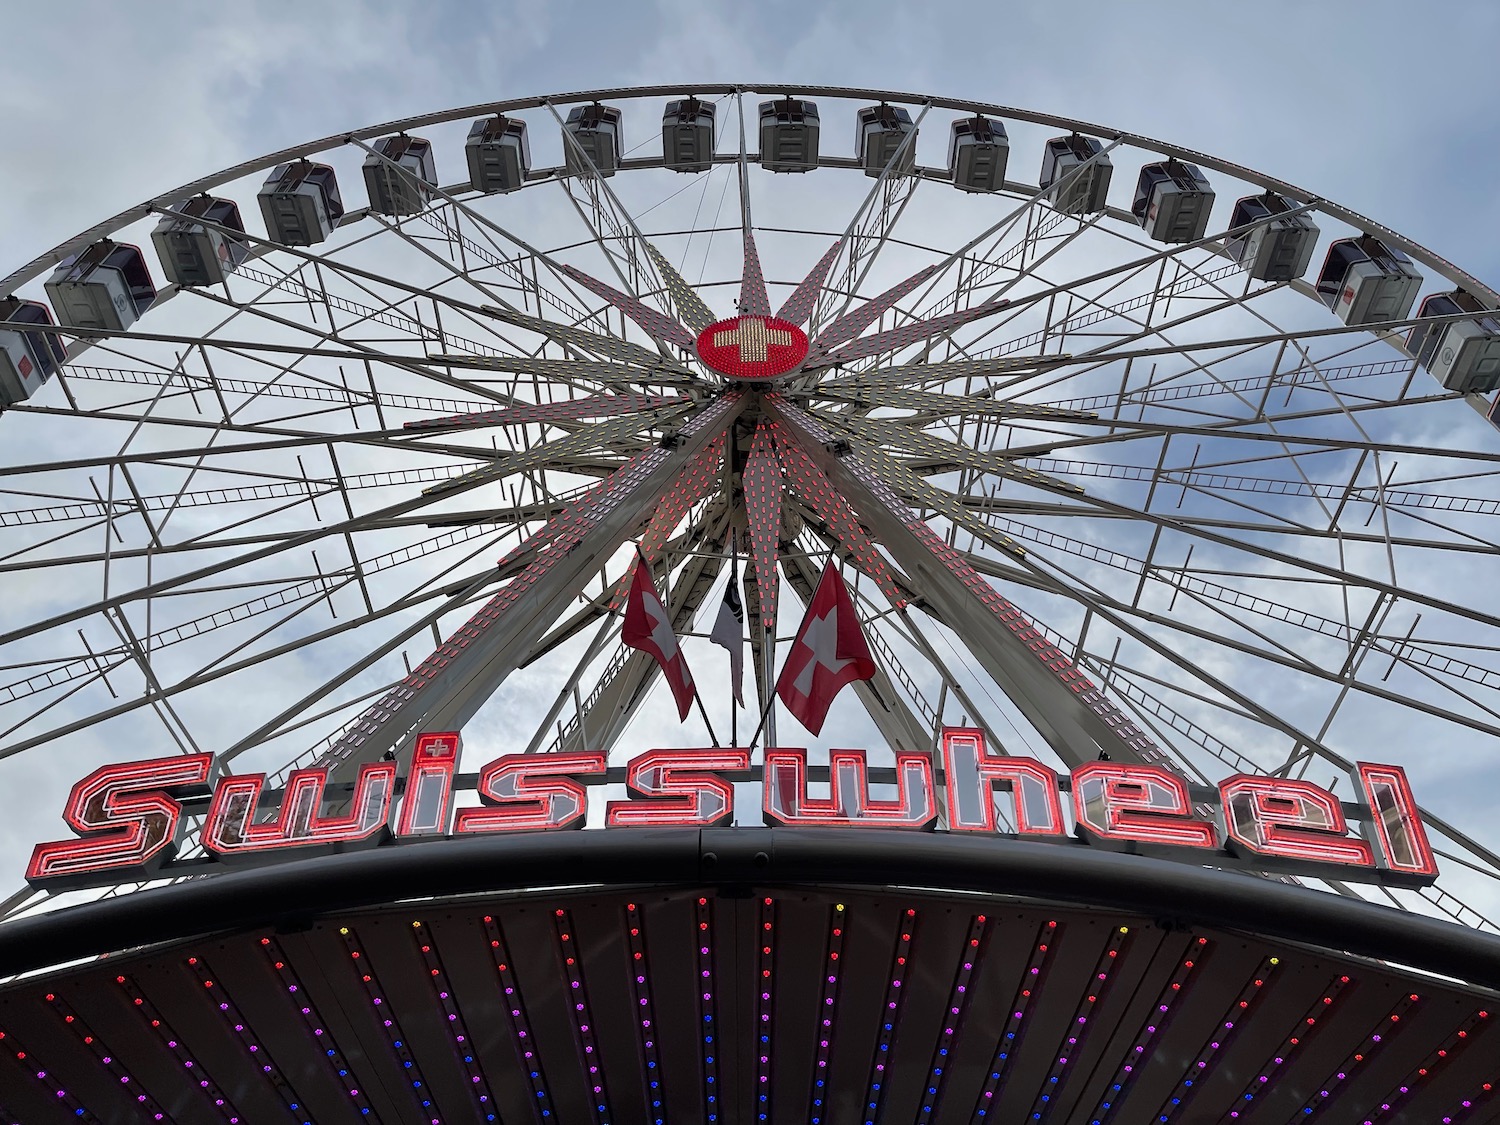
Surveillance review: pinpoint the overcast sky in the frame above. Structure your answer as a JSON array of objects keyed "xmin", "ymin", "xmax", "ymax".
[{"xmin": 2, "ymin": 1, "xmax": 1499, "ymax": 907}]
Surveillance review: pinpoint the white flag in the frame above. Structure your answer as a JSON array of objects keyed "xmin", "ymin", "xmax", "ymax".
[{"xmin": 710, "ymin": 536, "xmax": 745, "ymax": 706}]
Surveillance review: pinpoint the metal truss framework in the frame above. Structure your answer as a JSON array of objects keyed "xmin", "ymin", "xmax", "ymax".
[{"xmin": 1, "ymin": 84, "xmax": 1499, "ymax": 936}]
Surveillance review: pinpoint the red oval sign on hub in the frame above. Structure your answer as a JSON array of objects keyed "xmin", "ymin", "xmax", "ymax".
[{"xmin": 696, "ymin": 315, "xmax": 808, "ymax": 381}]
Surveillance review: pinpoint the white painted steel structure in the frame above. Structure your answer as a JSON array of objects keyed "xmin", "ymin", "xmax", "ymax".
[{"xmin": 2, "ymin": 85, "xmax": 1500, "ymax": 936}]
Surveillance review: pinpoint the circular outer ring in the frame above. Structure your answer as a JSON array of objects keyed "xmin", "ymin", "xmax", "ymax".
[
  {"xmin": 2, "ymin": 83, "xmax": 1491, "ymax": 312},
  {"xmin": 3, "ymin": 829, "xmax": 1500, "ymax": 991}
]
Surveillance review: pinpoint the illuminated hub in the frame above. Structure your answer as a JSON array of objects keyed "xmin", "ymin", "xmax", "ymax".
[{"xmin": 696, "ymin": 315, "xmax": 808, "ymax": 381}]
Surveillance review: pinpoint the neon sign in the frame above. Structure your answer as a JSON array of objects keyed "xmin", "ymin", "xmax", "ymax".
[{"xmin": 26, "ymin": 728, "xmax": 1438, "ymax": 891}]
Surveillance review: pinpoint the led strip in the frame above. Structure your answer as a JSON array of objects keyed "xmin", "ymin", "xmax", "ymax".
[
  {"xmin": 755, "ymin": 896, "xmax": 777, "ymax": 1123},
  {"xmin": 807, "ymin": 902, "xmax": 849, "ymax": 1125},
  {"xmin": 46, "ymin": 992, "xmax": 173, "ymax": 1122},
  {"xmin": 481, "ymin": 913, "xmax": 556, "ymax": 1119},
  {"xmin": 914, "ymin": 913, "xmax": 988, "ymax": 1125},
  {"xmin": 1361, "ymin": 1009, "xmax": 1491, "ymax": 1124},
  {"xmin": 411, "ymin": 920, "xmax": 499, "ymax": 1122},
  {"xmin": 1279, "ymin": 992, "xmax": 1420, "ymax": 1122},
  {"xmin": 970, "ymin": 919, "xmax": 1061, "ymax": 1121},
  {"xmin": 1024, "ymin": 925, "xmax": 1133, "ymax": 1122},
  {"xmin": 859, "ymin": 907, "xmax": 918, "ymax": 1124},
  {"xmin": 337, "ymin": 924, "xmax": 444, "ymax": 1124},
  {"xmin": 554, "ymin": 907, "xmax": 612, "ymax": 1124},
  {"xmin": 1088, "ymin": 937, "xmax": 1210, "ymax": 1124},
  {"xmin": 187, "ymin": 955, "xmax": 315, "ymax": 1124},
  {"xmin": 1441, "ymin": 1079, "xmax": 1498, "ymax": 1124},
  {"xmin": 624, "ymin": 903, "xmax": 668, "ymax": 1125},
  {"xmin": 1151, "ymin": 955, "xmax": 1280, "ymax": 1123},
  {"xmin": 1220, "ymin": 973, "xmax": 1352, "ymax": 1121},
  {"xmin": 109, "ymin": 976, "xmax": 244, "ymax": 1123},
  {"xmin": 259, "ymin": 935, "xmax": 378, "ymax": 1119},
  {"xmin": 695, "ymin": 896, "xmax": 723, "ymax": 1124},
  {"xmin": 0, "ymin": 1025, "xmax": 97, "ymax": 1121}
]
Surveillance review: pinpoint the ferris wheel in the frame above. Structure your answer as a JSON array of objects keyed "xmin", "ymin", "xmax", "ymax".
[{"xmin": 2, "ymin": 83, "xmax": 1499, "ymax": 930}]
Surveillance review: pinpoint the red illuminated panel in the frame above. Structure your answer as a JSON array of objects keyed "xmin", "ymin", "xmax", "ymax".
[
  {"xmin": 811, "ymin": 263, "xmax": 939, "ymax": 351},
  {"xmin": 605, "ymin": 749, "xmax": 750, "ymax": 828},
  {"xmin": 696, "ymin": 315, "xmax": 809, "ymax": 381},
  {"xmin": 776, "ymin": 237, "xmax": 844, "ymax": 328},
  {"xmin": 27, "ymin": 753, "xmax": 216, "ymax": 890},
  {"xmin": 204, "ymin": 762, "xmax": 395, "ymax": 861},
  {"xmin": 763, "ymin": 748, "xmax": 935, "ymax": 829},
  {"xmin": 1071, "ymin": 763, "xmax": 1217, "ymax": 852},
  {"xmin": 1357, "ymin": 762, "xmax": 1439, "ymax": 884},
  {"xmin": 743, "ymin": 420, "xmax": 783, "ymax": 631},
  {"xmin": 941, "ymin": 727, "xmax": 1064, "ymax": 836},
  {"xmin": 395, "ymin": 731, "xmax": 460, "ymax": 837},
  {"xmin": 1221, "ymin": 775, "xmax": 1374, "ymax": 870},
  {"xmin": 637, "ymin": 436, "xmax": 725, "ymax": 564},
  {"xmin": 557, "ymin": 262, "xmax": 698, "ymax": 349},
  {"xmin": 456, "ymin": 752, "xmax": 607, "ymax": 833}
]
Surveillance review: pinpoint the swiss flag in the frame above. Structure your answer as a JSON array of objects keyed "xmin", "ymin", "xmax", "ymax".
[
  {"xmin": 622, "ymin": 553, "xmax": 697, "ymax": 721},
  {"xmin": 776, "ymin": 561, "xmax": 877, "ymax": 735}
]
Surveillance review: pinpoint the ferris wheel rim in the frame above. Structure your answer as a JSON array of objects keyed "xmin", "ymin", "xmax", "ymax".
[
  {"xmin": 0, "ymin": 81, "xmax": 1497, "ymax": 940},
  {"xmin": 1, "ymin": 81, "xmax": 1491, "ymax": 309}
]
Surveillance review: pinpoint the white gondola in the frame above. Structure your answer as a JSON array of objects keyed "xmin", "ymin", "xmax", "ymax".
[
  {"xmin": 0, "ymin": 298, "xmax": 66, "ymax": 408},
  {"xmin": 661, "ymin": 97, "xmax": 715, "ymax": 173},
  {"xmin": 563, "ymin": 104, "xmax": 623, "ymax": 178},
  {"xmin": 44, "ymin": 241, "xmax": 156, "ymax": 334},
  {"xmin": 759, "ymin": 97, "xmax": 820, "ymax": 173},
  {"xmin": 466, "ymin": 115, "xmax": 531, "ymax": 194},
  {"xmin": 1316, "ymin": 236, "xmax": 1423, "ymax": 327},
  {"xmin": 856, "ymin": 104, "xmax": 916, "ymax": 178},
  {"xmin": 362, "ymin": 135, "xmax": 437, "ymax": 216},
  {"xmin": 1039, "ymin": 135, "xmax": 1112, "ymax": 214},
  {"xmin": 151, "ymin": 196, "xmax": 249, "ymax": 288},
  {"xmin": 258, "ymin": 160, "xmax": 344, "ymax": 246},
  {"xmin": 1225, "ymin": 193, "xmax": 1319, "ymax": 282},
  {"xmin": 948, "ymin": 116, "xmax": 1008, "ymax": 193},
  {"xmin": 1407, "ymin": 290, "xmax": 1500, "ymax": 393},
  {"xmin": 1133, "ymin": 160, "xmax": 1215, "ymax": 244}
]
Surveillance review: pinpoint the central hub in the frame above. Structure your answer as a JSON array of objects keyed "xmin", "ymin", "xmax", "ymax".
[{"xmin": 696, "ymin": 315, "xmax": 808, "ymax": 381}]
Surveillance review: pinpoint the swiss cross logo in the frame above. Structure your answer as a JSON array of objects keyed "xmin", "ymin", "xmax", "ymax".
[
  {"xmin": 697, "ymin": 315, "xmax": 808, "ymax": 381},
  {"xmin": 17, "ymin": 355, "xmax": 32, "ymax": 380},
  {"xmin": 1342, "ymin": 286, "xmax": 1356, "ymax": 306}
]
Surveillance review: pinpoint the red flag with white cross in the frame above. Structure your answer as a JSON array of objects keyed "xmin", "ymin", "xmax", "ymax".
[
  {"xmin": 776, "ymin": 561, "xmax": 877, "ymax": 735},
  {"xmin": 622, "ymin": 552, "xmax": 697, "ymax": 721}
]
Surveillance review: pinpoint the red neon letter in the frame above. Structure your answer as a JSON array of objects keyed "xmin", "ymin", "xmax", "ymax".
[
  {"xmin": 941, "ymin": 727, "xmax": 1064, "ymax": 836},
  {"xmin": 203, "ymin": 763, "xmax": 396, "ymax": 863},
  {"xmin": 763, "ymin": 749, "xmax": 936, "ymax": 829},
  {"xmin": 396, "ymin": 732, "xmax": 460, "ymax": 838},
  {"xmin": 1357, "ymin": 762, "xmax": 1438, "ymax": 883},
  {"xmin": 27, "ymin": 754, "xmax": 217, "ymax": 889},
  {"xmin": 606, "ymin": 749, "xmax": 750, "ymax": 828},
  {"xmin": 1071, "ymin": 763, "xmax": 1217, "ymax": 852},
  {"xmin": 455, "ymin": 752, "xmax": 607, "ymax": 833},
  {"xmin": 1220, "ymin": 775, "xmax": 1374, "ymax": 869}
]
